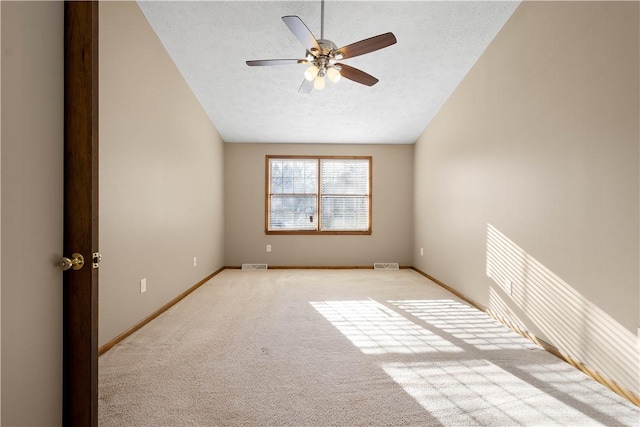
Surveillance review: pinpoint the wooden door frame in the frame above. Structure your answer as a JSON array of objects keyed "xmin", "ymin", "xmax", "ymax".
[{"xmin": 63, "ymin": 2, "xmax": 99, "ymax": 426}]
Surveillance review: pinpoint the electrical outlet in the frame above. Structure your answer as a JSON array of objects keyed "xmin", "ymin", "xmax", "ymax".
[
  {"xmin": 140, "ymin": 278, "xmax": 147, "ymax": 294},
  {"xmin": 420, "ymin": 248, "xmax": 424, "ymax": 256},
  {"xmin": 193, "ymin": 257, "xmax": 197, "ymax": 267},
  {"xmin": 266, "ymin": 244, "xmax": 272, "ymax": 253},
  {"xmin": 506, "ymin": 279, "xmax": 513, "ymax": 295}
]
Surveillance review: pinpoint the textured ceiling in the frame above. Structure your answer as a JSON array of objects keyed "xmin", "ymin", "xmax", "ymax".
[{"xmin": 138, "ymin": 1, "xmax": 521, "ymax": 144}]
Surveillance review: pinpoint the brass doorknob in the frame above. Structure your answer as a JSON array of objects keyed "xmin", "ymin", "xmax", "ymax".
[{"xmin": 58, "ymin": 253, "xmax": 85, "ymax": 271}]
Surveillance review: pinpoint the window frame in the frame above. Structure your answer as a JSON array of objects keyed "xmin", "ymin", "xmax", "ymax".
[{"xmin": 265, "ymin": 155, "xmax": 372, "ymax": 235}]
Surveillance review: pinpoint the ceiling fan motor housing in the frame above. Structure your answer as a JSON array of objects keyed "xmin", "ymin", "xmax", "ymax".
[
  {"xmin": 307, "ymin": 39, "xmax": 343, "ymax": 73},
  {"xmin": 318, "ymin": 39, "xmax": 338, "ymax": 54}
]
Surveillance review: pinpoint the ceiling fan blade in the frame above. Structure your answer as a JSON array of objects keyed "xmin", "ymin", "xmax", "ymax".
[
  {"xmin": 337, "ymin": 63, "xmax": 379, "ymax": 86},
  {"xmin": 246, "ymin": 59, "xmax": 306, "ymax": 66},
  {"xmin": 299, "ymin": 79, "xmax": 313, "ymax": 94},
  {"xmin": 282, "ymin": 16, "xmax": 321, "ymax": 53},
  {"xmin": 337, "ymin": 32, "xmax": 397, "ymax": 59}
]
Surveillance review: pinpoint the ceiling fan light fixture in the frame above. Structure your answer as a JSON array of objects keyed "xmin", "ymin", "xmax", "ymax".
[
  {"xmin": 314, "ymin": 75, "xmax": 325, "ymax": 90},
  {"xmin": 327, "ymin": 67, "xmax": 341, "ymax": 83},
  {"xmin": 304, "ymin": 65, "xmax": 319, "ymax": 81}
]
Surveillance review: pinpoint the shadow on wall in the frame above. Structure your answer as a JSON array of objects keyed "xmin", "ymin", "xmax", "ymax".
[{"xmin": 485, "ymin": 223, "xmax": 639, "ymax": 396}]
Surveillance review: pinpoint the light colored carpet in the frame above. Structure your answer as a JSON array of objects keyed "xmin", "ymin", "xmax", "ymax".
[{"xmin": 99, "ymin": 269, "xmax": 639, "ymax": 426}]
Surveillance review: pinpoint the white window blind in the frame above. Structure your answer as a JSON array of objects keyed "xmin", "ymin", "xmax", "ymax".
[
  {"xmin": 320, "ymin": 159, "xmax": 370, "ymax": 232},
  {"xmin": 268, "ymin": 159, "xmax": 318, "ymax": 231},
  {"xmin": 267, "ymin": 156, "xmax": 371, "ymax": 234}
]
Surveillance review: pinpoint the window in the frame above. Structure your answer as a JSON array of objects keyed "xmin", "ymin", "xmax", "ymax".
[{"xmin": 266, "ymin": 156, "xmax": 372, "ymax": 234}]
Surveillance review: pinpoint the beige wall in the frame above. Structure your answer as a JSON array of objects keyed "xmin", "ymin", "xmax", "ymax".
[
  {"xmin": 414, "ymin": 1, "xmax": 639, "ymax": 395},
  {"xmin": 1, "ymin": 1, "xmax": 3, "ymax": 421},
  {"xmin": 225, "ymin": 143, "xmax": 413, "ymax": 267},
  {"xmin": 2, "ymin": 1, "xmax": 637, "ymax": 423},
  {"xmin": 1, "ymin": 2, "xmax": 64, "ymax": 424},
  {"xmin": 99, "ymin": 2, "xmax": 225, "ymax": 347}
]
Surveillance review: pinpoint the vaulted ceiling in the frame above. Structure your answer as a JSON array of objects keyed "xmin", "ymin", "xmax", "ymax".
[{"xmin": 138, "ymin": 1, "xmax": 521, "ymax": 144}]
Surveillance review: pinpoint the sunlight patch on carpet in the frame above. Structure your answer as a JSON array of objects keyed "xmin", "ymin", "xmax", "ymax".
[
  {"xmin": 389, "ymin": 299, "xmax": 538, "ymax": 351},
  {"xmin": 381, "ymin": 360, "xmax": 612, "ymax": 426},
  {"xmin": 310, "ymin": 300, "xmax": 463, "ymax": 354}
]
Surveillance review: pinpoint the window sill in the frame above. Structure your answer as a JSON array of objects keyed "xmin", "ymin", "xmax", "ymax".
[{"xmin": 265, "ymin": 230, "xmax": 372, "ymax": 236}]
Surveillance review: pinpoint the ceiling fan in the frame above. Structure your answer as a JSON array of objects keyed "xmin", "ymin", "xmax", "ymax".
[{"xmin": 246, "ymin": 1, "xmax": 396, "ymax": 93}]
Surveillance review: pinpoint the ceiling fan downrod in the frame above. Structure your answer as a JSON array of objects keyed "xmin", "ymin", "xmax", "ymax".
[{"xmin": 320, "ymin": 0, "xmax": 325, "ymax": 41}]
